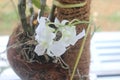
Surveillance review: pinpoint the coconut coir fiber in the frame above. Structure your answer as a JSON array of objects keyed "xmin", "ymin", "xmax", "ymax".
[{"xmin": 56, "ymin": 0, "xmax": 91, "ymax": 80}]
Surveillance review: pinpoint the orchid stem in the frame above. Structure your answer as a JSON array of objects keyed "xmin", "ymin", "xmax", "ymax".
[
  {"xmin": 39, "ymin": 0, "xmax": 46, "ymax": 18},
  {"xmin": 49, "ymin": 4, "xmax": 56, "ymax": 22},
  {"xmin": 18, "ymin": 0, "xmax": 28, "ymax": 33},
  {"xmin": 28, "ymin": 0, "xmax": 35, "ymax": 34}
]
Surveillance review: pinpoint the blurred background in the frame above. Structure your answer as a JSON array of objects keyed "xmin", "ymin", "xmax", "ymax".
[
  {"xmin": 0, "ymin": 0, "xmax": 120, "ymax": 80},
  {"xmin": 0, "ymin": 0, "xmax": 120, "ymax": 35}
]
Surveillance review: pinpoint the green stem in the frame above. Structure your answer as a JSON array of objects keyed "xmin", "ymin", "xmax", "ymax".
[
  {"xmin": 39, "ymin": 0, "xmax": 46, "ymax": 18},
  {"xmin": 70, "ymin": 23, "xmax": 91, "ymax": 80},
  {"xmin": 69, "ymin": 19, "xmax": 90, "ymax": 26},
  {"xmin": 28, "ymin": 0, "xmax": 35, "ymax": 34}
]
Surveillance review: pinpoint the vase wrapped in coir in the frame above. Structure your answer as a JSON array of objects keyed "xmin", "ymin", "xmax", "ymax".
[
  {"xmin": 7, "ymin": 0, "xmax": 91, "ymax": 80},
  {"xmin": 56, "ymin": 0, "xmax": 91, "ymax": 80},
  {"xmin": 7, "ymin": 16, "xmax": 69, "ymax": 80}
]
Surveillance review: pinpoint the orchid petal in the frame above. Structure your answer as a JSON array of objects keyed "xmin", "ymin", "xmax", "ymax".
[
  {"xmin": 76, "ymin": 29, "xmax": 86, "ymax": 40},
  {"xmin": 35, "ymin": 17, "xmax": 46, "ymax": 36},
  {"xmin": 34, "ymin": 44, "xmax": 46, "ymax": 56},
  {"xmin": 46, "ymin": 48, "xmax": 54, "ymax": 57},
  {"xmin": 50, "ymin": 42, "xmax": 66, "ymax": 57},
  {"xmin": 61, "ymin": 20, "xmax": 69, "ymax": 25},
  {"xmin": 54, "ymin": 18, "xmax": 60, "ymax": 24}
]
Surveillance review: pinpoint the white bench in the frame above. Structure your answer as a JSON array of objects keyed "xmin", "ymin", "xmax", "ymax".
[
  {"xmin": 0, "ymin": 36, "xmax": 20, "ymax": 80},
  {"xmin": 90, "ymin": 32, "xmax": 120, "ymax": 80}
]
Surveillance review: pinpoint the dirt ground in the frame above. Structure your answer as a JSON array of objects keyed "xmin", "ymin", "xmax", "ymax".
[{"xmin": 0, "ymin": 0, "xmax": 120, "ymax": 35}]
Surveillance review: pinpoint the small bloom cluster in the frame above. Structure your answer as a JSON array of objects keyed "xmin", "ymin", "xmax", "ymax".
[{"xmin": 34, "ymin": 16, "xmax": 85, "ymax": 58}]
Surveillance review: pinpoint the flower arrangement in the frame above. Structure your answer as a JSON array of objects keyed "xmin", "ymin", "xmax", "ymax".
[
  {"xmin": 35, "ymin": 13, "xmax": 85, "ymax": 59},
  {"xmin": 15, "ymin": 0, "xmax": 89, "ymax": 66},
  {"xmin": 7, "ymin": 0, "xmax": 91, "ymax": 80}
]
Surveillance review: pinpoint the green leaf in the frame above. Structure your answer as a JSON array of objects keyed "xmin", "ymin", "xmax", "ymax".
[
  {"xmin": 32, "ymin": 0, "xmax": 41, "ymax": 8},
  {"xmin": 32, "ymin": 0, "xmax": 50, "ymax": 12}
]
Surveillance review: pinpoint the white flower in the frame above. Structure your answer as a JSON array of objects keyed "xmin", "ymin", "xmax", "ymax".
[
  {"xmin": 49, "ymin": 41, "xmax": 67, "ymax": 57},
  {"xmin": 34, "ymin": 17, "xmax": 55, "ymax": 56},
  {"xmin": 61, "ymin": 26, "xmax": 85, "ymax": 46},
  {"xmin": 54, "ymin": 18, "xmax": 85, "ymax": 46},
  {"xmin": 54, "ymin": 18, "xmax": 69, "ymax": 26},
  {"xmin": 34, "ymin": 16, "xmax": 85, "ymax": 57}
]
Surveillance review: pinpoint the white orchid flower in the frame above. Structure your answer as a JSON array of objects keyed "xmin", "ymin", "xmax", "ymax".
[
  {"xmin": 61, "ymin": 26, "xmax": 85, "ymax": 46},
  {"xmin": 55, "ymin": 18, "xmax": 85, "ymax": 46},
  {"xmin": 34, "ymin": 17, "xmax": 55, "ymax": 56},
  {"xmin": 54, "ymin": 18, "xmax": 69, "ymax": 27},
  {"xmin": 34, "ymin": 16, "xmax": 85, "ymax": 57},
  {"xmin": 49, "ymin": 41, "xmax": 67, "ymax": 57}
]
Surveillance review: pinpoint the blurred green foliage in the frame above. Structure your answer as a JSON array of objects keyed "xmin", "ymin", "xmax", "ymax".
[
  {"xmin": 0, "ymin": 0, "xmax": 18, "ymax": 35},
  {"xmin": 107, "ymin": 11, "xmax": 120, "ymax": 22}
]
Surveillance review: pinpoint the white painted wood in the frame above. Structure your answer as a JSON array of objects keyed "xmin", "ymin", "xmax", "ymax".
[
  {"xmin": 0, "ymin": 36, "xmax": 9, "ymax": 68},
  {"xmin": 0, "ymin": 68, "xmax": 20, "ymax": 80},
  {"xmin": 90, "ymin": 32, "xmax": 120, "ymax": 79},
  {"xmin": 97, "ymin": 76, "xmax": 120, "ymax": 80},
  {"xmin": 0, "ymin": 36, "xmax": 9, "ymax": 52}
]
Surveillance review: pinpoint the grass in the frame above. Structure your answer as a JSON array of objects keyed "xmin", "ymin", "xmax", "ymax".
[{"xmin": 107, "ymin": 11, "xmax": 120, "ymax": 22}]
